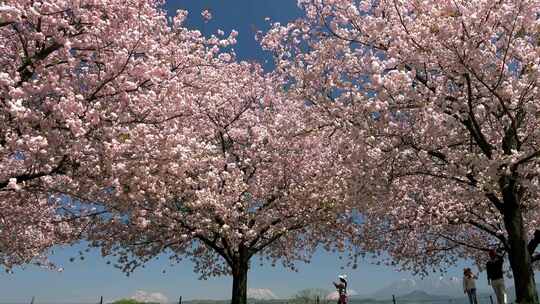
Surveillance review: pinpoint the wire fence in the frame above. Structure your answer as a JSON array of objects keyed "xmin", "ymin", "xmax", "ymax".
[
  {"xmin": 305, "ymin": 294, "xmax": 497, "ymax": 304},
  {"xmin": 385, "ymin": 294, "xmax": 495, "ymax": 304},
  {"xmin": 0, "ymin": 293, "xmax": 507, "ymax": 304}
]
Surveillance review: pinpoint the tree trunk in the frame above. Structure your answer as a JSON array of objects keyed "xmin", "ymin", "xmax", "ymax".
[
  {"xmin": 231, "ymin": 259, "xmax": 249, "ymax": 304},
  {"xmin": 502, "ymin": 188, "xmax": 539, "ymax": 304}
]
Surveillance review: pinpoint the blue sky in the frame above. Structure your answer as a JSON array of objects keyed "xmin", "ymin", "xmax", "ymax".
[
  {"xmin": 174, "ymin": 0, "xmax": 302, "ymax": 68},
  {"xmin": 0, "ymin": 242, "xmax": 479, "ymax": 303},
  {"xmin": 0, "ymin": 1, "xmax": 507, "ymax": 303}
]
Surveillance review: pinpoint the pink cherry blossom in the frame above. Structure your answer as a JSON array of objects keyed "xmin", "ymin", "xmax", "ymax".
[
  {"xmin": 201, "ymin": 9, "xmax": 213, "ymax": 22},
  {"xmin": 264, "ymin": 1, "xmax": 540, "ymax": 303},
  {"xmin": 85, "ymin": 62, "xmax": 358, "ymax": 304},
  {"xmin": 0, "ymin": 0, "xmax": 221, "ymax": 270}
]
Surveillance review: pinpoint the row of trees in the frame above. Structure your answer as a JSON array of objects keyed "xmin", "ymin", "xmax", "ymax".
[{"xmin": 1, "ymin": 1, "xmax": 539, "ymax": 304}]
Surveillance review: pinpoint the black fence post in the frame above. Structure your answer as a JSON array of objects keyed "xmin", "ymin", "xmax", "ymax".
[
  {"xmin": 99, "ymin": 296, "xmax": 103, "ymax": 304},
  {"xmin": 392, "ymin": 294, "xmax": 396, "ymax": 304},
  {"xmin": 30, "ymin": 296, "xmax": 35, "ymax": 304},
  {"xmin": 179, "ymin": 296, "xmax": 182, "ymax": 304},
  {"xmin": 490, "ymin": 295, "xmax": 494, "ymax": 304},
  {"xmin": 316, "ymin": 296, "xmax": 320, "ymax": 304}
]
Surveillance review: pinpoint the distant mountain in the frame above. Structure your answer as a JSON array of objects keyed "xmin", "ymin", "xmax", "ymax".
[
  {"xmin": 175, "ymin": 282, "xmax": 540, "ymax": 304},
  {"xmin": 247, "ymin": 288, "xmax": 278, "ymax": 300},
  {"xmin": 348, "ymin": 291, "xmax": 456, "ymax": 304},
  {"xmin": 365, "ymin": 279, "xmax": 540, "ymax": 303},
  {"xmin": 370, "ymin": 277, "xmax": 463, "ymax": 299},
  {"xmin": 399, "ymin": 290, "xmax": 451, "ymax": 301}
]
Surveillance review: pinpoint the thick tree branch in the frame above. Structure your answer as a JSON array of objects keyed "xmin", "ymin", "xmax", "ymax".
[
  {"xmin": 512, "ymin": 150, "xmax": 540, "ymax": 170},
  {"xmin": 0, "ymin": 21, "xmax": 15, "ymax": 27},
  {"xmin": 528, "ymin": 230, "xmax": 540, "ymax": 256},
  {"xmin": 0, "ymin": 156, "xmax": 69, "ymax": 190},
  {"xmin": 485, "ymin": 192, "xmax": 505, "ymax": 211},
  {"xmin": 17, "ymin": 41, "xmax": 63, "ymax": 85},
  {"xmin": 249, "ymin": 222, "xmax": 306, "ymax": 256},
  {"xmin": 197, "ymin": 235, "xmax": 234, "ymax": 268},
  {"xmin": 434, "ymin": 233, "xmax": 491, "ymax": 252},
  {"xmin": 468, "ymin": 220, "xmax": 508, "ymax": 248}
]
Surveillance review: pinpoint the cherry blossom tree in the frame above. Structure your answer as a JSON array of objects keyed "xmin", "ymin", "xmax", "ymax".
[
  {"xmin": 0, "ymin": 0, "xmax": 223, "ymax": 270},
  {"xmin": 263, "ymin": 0, "xmax": 540, "ymax": 303},
  {"xmin": 85, "ymin": 62, "xmax": 357, "ymax": 304}
]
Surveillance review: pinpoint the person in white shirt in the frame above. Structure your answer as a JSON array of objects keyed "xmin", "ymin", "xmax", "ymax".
[
  {"xmin": 333, "ymin": 274, "xmax": 348, "ymax": 304},
  {"xmin": 463, "ymin": 267, "xmax": 479, "ymax": 304}
]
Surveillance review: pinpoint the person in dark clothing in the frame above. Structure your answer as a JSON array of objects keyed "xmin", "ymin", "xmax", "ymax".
[
  {"xmin": 486, "ymin": 249, "xmax": 506, "ymax": 304},
  {"xmin": 333, "ymin": 275, "xmax": 348, "ymax": 304}
]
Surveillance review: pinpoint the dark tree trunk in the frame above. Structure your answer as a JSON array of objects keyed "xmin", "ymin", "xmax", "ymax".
[
  {"xmin": 231, "ymin": 262, "xmax": 248, "ymax": 304},
  {"xmin": 231, "ymin": 256, "xmax": 249, "ymax": 304},
  {"xmin": 502, "ymin": 185, "xmax": 539, "ymax": 304}
]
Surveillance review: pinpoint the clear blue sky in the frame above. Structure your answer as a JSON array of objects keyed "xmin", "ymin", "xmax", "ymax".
[
  {"xmin": 0, "ymin": 1, "xmax": 501, "ymax": 303},
  {"xmin": 0, "ymin": 242, "xmax": 477, "ymax": 303}
]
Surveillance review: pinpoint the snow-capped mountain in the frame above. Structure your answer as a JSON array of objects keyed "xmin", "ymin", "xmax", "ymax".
[
  {"xmin": 247, "ymin": 288, "xmax": 278, "ymax": 300},
  {"xmin": 369, "ymin": 277, "xmax": 463, "ymax": 299}
]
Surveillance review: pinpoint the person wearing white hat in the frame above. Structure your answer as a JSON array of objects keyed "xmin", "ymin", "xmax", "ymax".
[{"xmin": 333, "ymin": 274, "xmax": 348, "ymax": 304}]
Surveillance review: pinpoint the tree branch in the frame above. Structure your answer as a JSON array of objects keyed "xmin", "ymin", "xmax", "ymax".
[
  {"xmin": 468, "ymin": 219, "xmax": 508, "ymax": 248},
  {"xmin": 485, "ymin": 192, "xmax": 505, "ymax": 211},
  {"xmin": 0, "ymin": 156, "xmax": 69, "ymax": 190},
  {"xmin": 434, "ymin": 233, "xmax": 492, "ymax": 252},
  {"xmin": 17, "ymin": 41, "xmax": 63, "ymax": 85},
  {"xmin": 528, "ymin": 229, "xmax": 540, "ymax": 256}
]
